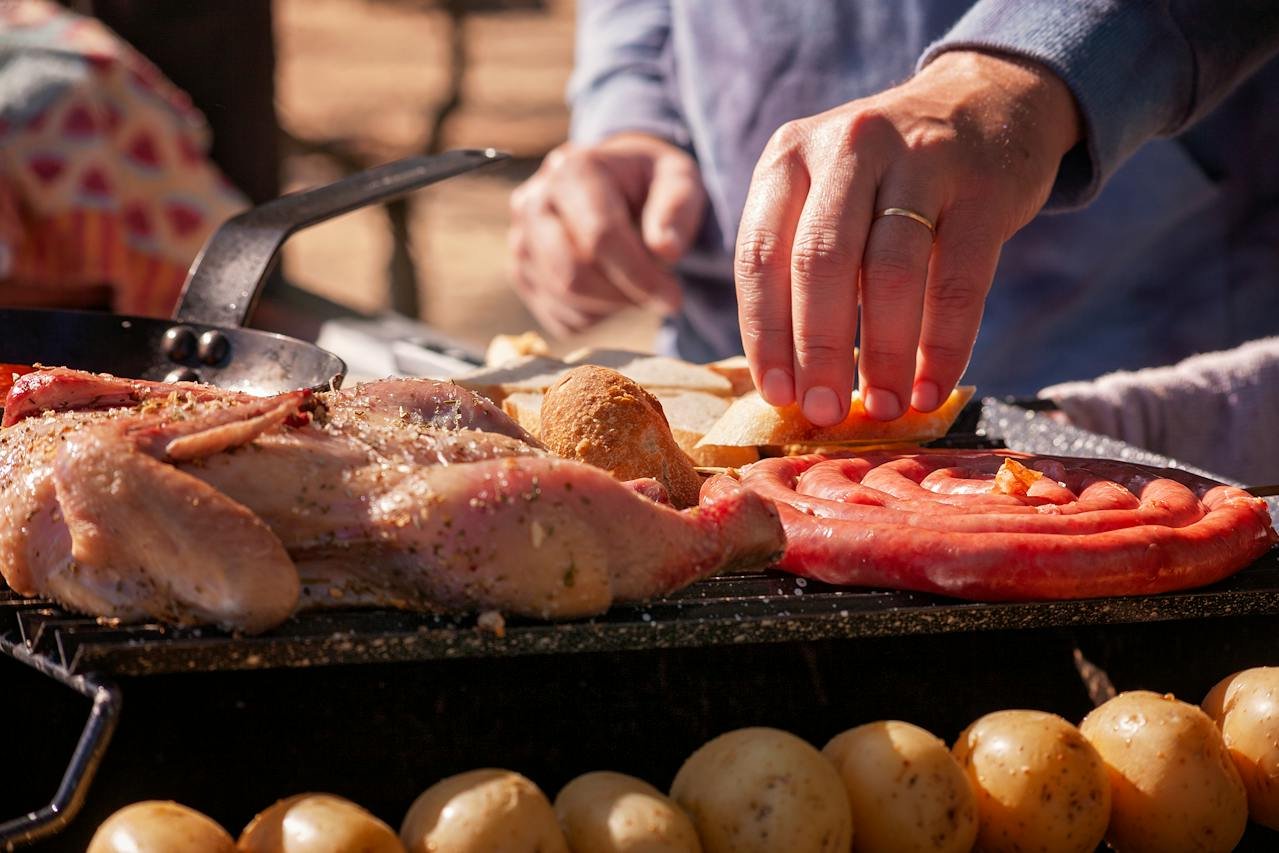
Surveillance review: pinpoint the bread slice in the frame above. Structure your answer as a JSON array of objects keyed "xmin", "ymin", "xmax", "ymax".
[
  {"xmin": 654, "ymin": 390, "xmax": 759, "ymax": 467},
  {"xmin": 705, "ymin": 355, "xmax": 755, "ymax": 396},
  {"xmin": 697, "ymin": 386, "xmax": 975, "ymax": 448},
  {"xmin": 485, "ymin": 331, "xmax": 549, "ymax": 366},
  {"xmin": 563, "ymin": 348, "xmax": 733, "ymax": 396},
  {"xmin": 500, "ymin": 391, "xmax": 545, "ymax": 437},
  {"xmin": 453, "ymin": 356, "xmax": 569, "ymax": 404}
]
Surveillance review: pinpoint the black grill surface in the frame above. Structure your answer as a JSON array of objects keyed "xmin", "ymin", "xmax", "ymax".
[
  {"xmin": 3, "ymin": 399, "xmax": 1277, "ymax": 679},
  {"xmin": 6, "ymin": 560, "xmax": 1279, "ymax": 678}
]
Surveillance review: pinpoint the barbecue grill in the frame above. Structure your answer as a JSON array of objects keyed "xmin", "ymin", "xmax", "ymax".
[{"xmin": 3, "ymin": 399, "xmax": 1278, "ymax": 848}]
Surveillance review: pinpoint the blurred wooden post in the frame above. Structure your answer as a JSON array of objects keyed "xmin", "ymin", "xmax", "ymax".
[
  {"xmin": 281, "ymin": 0, "xmax": 547, "ymax": 322},
  {"xmin": 387, "ymin": 0, "xmax": 469, "ymax": 318}
]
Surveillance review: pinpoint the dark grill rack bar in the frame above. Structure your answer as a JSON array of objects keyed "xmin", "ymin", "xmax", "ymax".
[{"xmin": 6, "ymin": 557, "xmax": 1279, "ymax": 679}]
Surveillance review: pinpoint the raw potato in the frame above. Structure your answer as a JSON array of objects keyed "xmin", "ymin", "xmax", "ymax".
[
  {"xmin": 670, "ymin": 727, "xmax": 851, "ymax": 853},
  {"xmin": 953, "ymin": 710, "xmax": 1109, "ymax": 853},
  {"xmin": 400, "ymin": 769, "xmax": 569, "ymax": 853},
  {"xmin": 555, "ymin": 771, "xmax": 701, "ymax": 852},
  {"xmin": 238, "ymin": 793, "xmax": 404, "ymax": 852},
  {"xmin": 823, "ymin": 721, "xmax": 977, "ymax": 853},
  {"xmin": 88, "ymin": 801, "xmax": 235, "ymax": 853},
  {"xmin": 1203, "ymin": 666, "xmax": 1279, "ymax": 829},
  {"xmin": 1080, "ymin": 690, "xmax": 1247, "ymax": 852}
]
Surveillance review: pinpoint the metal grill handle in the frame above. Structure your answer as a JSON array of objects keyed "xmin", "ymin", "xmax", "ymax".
[
  {"xmin": 175, "ymin": 148, "xmax": 509, "ymax": 329},
  {"xmin": 0, "ymin": 641, "xmax": 121, "ymax": 850}
]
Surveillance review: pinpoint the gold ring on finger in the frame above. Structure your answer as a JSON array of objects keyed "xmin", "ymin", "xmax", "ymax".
[{"xmin": 875, "ymin": 207, "xmax": 936, "ymax": 236}]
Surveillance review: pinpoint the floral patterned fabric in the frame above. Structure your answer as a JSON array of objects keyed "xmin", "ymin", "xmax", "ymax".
[{"xmin": 0, "ymin": 0, "xmax": 246, "ymax": 316}]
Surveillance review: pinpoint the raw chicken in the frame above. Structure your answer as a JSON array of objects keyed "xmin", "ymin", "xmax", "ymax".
[{"xmin": 0, "ymin": 370, "xmax": 783, "ymax": 632}]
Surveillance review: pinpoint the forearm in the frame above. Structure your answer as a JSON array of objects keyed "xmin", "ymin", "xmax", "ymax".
[
  {"xmin": 568, "ymin": 0, "xmax": 688, "ymax": 147},
  {"xmin": 1041, "ymin": 338, "xmax": 1279, "ymax": 483},
  {"xmin": 920, "ymin": 0, "xmax": 1279, "ymax": 208}
]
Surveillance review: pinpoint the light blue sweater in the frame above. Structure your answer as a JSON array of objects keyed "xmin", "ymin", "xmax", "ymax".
[{"xmin": 568, "ymin": 0, "xmax": 1279, "ymax": 396}]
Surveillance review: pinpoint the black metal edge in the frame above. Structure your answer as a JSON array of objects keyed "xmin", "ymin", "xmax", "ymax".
[
  {"xmin": 176, "ymin": 149, "xmax": 509, "ymax": 329},
  {"xmin": 63, "ymin": 567, "xmax": 1279, "ymax": 676},
  {"xmin": 0, "ymin": 634, "xmax": 121, "ymax": 850}
]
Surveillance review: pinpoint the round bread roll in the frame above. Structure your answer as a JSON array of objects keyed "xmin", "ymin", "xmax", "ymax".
[
  {"xmin": 239, "ymin": 793, "xmax": 404, "ymax": 852},
  {"xmin": 670, "ymin": 727, "xmax": 851, "ymax": 853},
  {"xmin": 1203, "ymin": 666, "xmax": 1279, "ymax": 829},
  {"xmin": 555, "ymin": 771, "xmax": 701, "ymax": 852},
  {"xmin": 1080, "ymin": 690, "xmax": 1247, "ymax": 852},
  {"xmin": 87, "ymin": 801, "xmax": 234, "ymax": 853},
  {"xmin": 540, "ymin": 366, "xmax": 703, "ymax": 508},
  {"xmin": 400, "ymin": 769, "xmax": 568, "ymax": 853},
  {"xmin": 953, "ymin": 710, "xmax": 1109, "ymax": 853},
  {"xmin": 823, "ymin": 720, "xmax": 976, "ymax": 852}
]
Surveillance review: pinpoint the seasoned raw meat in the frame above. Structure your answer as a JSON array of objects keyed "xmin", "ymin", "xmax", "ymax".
[{"xmin": 0, "ymin": 371, "xmax": 783, "ymax": 632}]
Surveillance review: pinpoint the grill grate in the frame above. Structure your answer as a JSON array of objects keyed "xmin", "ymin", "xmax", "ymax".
[
  {"xmin": 3, "ymin": 414, "xmax": 1278, "ymax": 679},
  {"xmin": 6, "ymin": 556, "xmax": 1279, "ymax": 678},
  {"xmin": 3, "ymin": 400, "xmax": 1278, "ymax": 681}
]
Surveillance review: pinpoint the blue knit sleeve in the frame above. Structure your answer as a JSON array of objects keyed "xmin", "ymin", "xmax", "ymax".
[
  {"xmin": 920, "ymin": 0, "xmax": 1279, "ymax": 208},
  {"xmin": 567, "ymin": 0, "xmax": 689, "ymax": 147}
]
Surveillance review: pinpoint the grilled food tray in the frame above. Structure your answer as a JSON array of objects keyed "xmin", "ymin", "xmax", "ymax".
[
  {"xmin": 3, "ymin": 400, "xmax": 1277, "ymax": 679},
  {"xmin": 3, "ymin": 398, "xmax": 1278, "ymax": 847}
]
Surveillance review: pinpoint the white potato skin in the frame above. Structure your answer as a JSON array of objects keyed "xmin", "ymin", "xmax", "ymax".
[
  {"xmin": 953, "ymin": 710, "xmax": 1109, "ymax": 853},
  {"xmin": 823, "ymin": 720, "xmax": 977, "ymax": 853},
  {"xmin": 554, "ymin": 771, "xmax": 702, "ymax": 852},
  {"xmin": 87, "ymin": 801, "xmax": 235, "ymax": 853},
  {"xmin": 1203, "ymin": 666, "xmax": 1279, "ymax": 829},
  {"xmin": 399, "ymin": 768, "xmax": 569, "ymax": 853},
  {"xmin": 1080, "ymin": 690, "xmax": 1246, "ymax": 853},
  {"xmin": 669, "ymin": 727, "xmax": 852, "ymax": 853},
  {"xmin": 238, "ymin": 792, "xmax": 404, "ymax": 853}
]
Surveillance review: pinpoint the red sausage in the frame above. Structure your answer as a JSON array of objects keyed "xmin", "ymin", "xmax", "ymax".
[{"xmin": 702, "ymin": 450, "xmax": 1276, "ymax": 600}]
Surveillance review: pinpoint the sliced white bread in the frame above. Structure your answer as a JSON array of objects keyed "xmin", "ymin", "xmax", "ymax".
[
  {"xmin": 500, "ymin": 391, "xmax": 545, "ymax": 437},
  {"xmin": 563, "ymin": 348, "xmax": 734, "ymax": 396},
  {"xmin": 654, "ymin": 390, "xmax": 760, "ymax": 467},
  {"xmin": 705, "ymin": 355, "xmax": 755, "ymax": 396},
  {"xmin": 484, "ymin": 331, "xmax": 550, "ymax": 366},
  {"xmin": 453, "ymin": 355, "xmax": 569, "ymax": 404},
  {"xmin": 697, "ymin": 386, "xmax": 975, "ymax": 448}
]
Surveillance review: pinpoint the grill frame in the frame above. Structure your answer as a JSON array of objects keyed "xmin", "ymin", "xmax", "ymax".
[
  {"xmin": 2, "ymin": 398, "xmax": 1277, "ymax": 848},
  {"xmin": 7, "ymin": 559, "xmax": 1279, "ymax": 680}
]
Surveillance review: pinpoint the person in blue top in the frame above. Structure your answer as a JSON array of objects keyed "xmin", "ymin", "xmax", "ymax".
[{"xmin": 507, "ymin": 1, "xmax": 1279, "ymax": 427}]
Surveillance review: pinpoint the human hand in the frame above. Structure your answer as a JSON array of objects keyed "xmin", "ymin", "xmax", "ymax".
[
  {"xmin": 735, "ymin": 50, "xmax": 1081, "ymax": 425},
  {"xmin": 508, "ymin": 133, "xmax": 706, "ymax": 336}
]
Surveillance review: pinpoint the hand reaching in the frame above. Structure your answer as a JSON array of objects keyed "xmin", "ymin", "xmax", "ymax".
[
  {"xmin": 508, "ymin": 133, "xmax": 707, "ymax": 336},
  {"xmin": 735, "ymin": 51, "xmax": 1080, "ymax": 424}
]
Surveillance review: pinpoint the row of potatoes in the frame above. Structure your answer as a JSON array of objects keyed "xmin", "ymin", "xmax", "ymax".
[{"xmin": 88, "ymin": 666, "xmax": 1279, "ymax": 853}]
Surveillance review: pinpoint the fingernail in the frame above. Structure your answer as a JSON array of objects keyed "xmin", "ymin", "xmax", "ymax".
[
  {"xmin": 661, "ymin": 226, "xmax": 683, "ymax": 253},
  {"xmin": 761, "ymin": 368, "xmax": 795, "ymax": 406},
  {"xmin": 802, "ymin": 386, "xmax": 844, "ymax": 427},
  {"xmin": 911, "ymin": 380, "xmax": 940, "ymax": 412},
  {"xmin": 863, "ymin": 386, "xmax": 902, "ymax": 421}
]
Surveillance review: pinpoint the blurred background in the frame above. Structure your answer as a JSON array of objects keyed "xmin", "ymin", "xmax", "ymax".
[
  {"xmin": 6, "ymin": 0, "xmax": 658, "ymax": 355},
  {"xmin": 272, "ymin": 0, "xmax": 658, "ymax": 354}
]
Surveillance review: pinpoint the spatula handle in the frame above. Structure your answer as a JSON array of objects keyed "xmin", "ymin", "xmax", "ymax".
[{"xmin": 175, "ymin": 149, "xmax": 508, "ymax": 328}]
